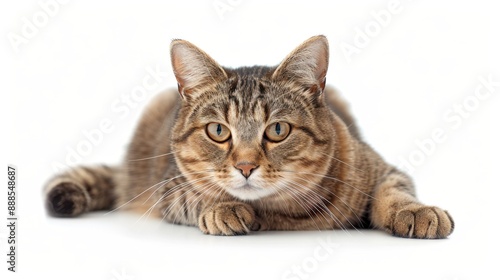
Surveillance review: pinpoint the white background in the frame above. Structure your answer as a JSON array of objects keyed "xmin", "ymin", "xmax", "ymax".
[{"xmin": 1, "ymin": 0, "xmax": 499, "ymax": 279}]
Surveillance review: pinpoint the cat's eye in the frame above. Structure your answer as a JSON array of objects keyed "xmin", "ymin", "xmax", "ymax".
[
  {"xmin": 206, "ymin": 123, "xmax": 231, "ymax": 142},
  {"xmin": 265, "ymin": 122, "xmax": 290, "ymax": 142}
]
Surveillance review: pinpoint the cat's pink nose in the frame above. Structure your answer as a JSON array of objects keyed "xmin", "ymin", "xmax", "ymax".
[{"xmin": 235, "ymin": 162, "xmax": 258, "ymax": 178}]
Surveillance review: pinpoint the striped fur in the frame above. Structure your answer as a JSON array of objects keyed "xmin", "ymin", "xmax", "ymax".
[{"xmin": 44, "ymin": 36, "xmax": 454, "ymax": 238}]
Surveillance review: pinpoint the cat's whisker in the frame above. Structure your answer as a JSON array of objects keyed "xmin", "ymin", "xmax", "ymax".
[
  {"xmin": 103, "ymin": 178, "xmax": 169, "ymax": 215},
  {"xmin": 158, "ymin": 174, "xmax": 221, "ymax": 223},
  {"xmin": 318, "ymin": 151, "xmax": 365, "ymax": 173},
  {"xmin": 287, "ymin": 180, "xmax": 344, "ymax": 229},
  {"xmin": 166, "ymin": 181, "xmax": 218, "ymax": 224},
  {"xmin": 127, "ymin": 151, "xmax": 179, "ymax": 162},
  {"xmin": 293, "ymin": 176, "xmax": 364, "ymax": 228},
  {"xmin": 136, "ymin": 186, "xmax": 187, "ymax": 225},
  {"xmin": 200, "ymin": 185, "xmax": 229, "ymax": 218},
  {"xmin": 142, "ymin": 170, "xmax": 215, "ymax": 205},
  {"xmin": 148, "ymin": 176, "xmax": 213, "ymax": 210},
  {"xmin": 167, "ymin": 182, "xmax": 215, "ymax": 222},
  {"xmin": 268, "ymin": 182, "xmax": 294, "ymax": 218},
  {"xmin": 283, "ymin": 185, "xmax": 333, "ymax": 230},
  {"xmin": 282, "ymin": 170, "xmax": 377, "ymax": 200},
  {"xmin": 275, "ymin": 184, "xmax": 324, "ymax": 232},
  {"xmin": 280, "ymin": 181, "xmax": 344, "ymax": 232},
  {"xmin": 162, "ymin": 181, "xmax": 225, "ymax": 226},
  {"xmin": 135, "ymin": 175, "xmax": 214, "ymax": 224},
  {"xmin": 284, "ymin": 179, "xmax": 353, "ymax": 234},
  {"xmin": 106, "ymin": 170, "xmax": 215, "ymax": 215},
  {"xmin": 141, "ymin": 179, "xmax": 176, "ymax": 206},
  {"xmin": 143, "ymin": 180, "xmax": 194, "ymax": 219}
]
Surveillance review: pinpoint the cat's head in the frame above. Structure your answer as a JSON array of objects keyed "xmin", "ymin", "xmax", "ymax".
[{"xmin": 170, "ymin": 36, "xmax": 336, "ymax": 201}]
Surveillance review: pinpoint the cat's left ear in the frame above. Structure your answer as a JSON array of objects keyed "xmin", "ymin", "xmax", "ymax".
[
  {"xmin": 170, "ymin": 39, "xmax": 227, "ymax": 99},
  {"xmin": 272, "ymin": 35, "xmax": 329, "ymax": 94}
]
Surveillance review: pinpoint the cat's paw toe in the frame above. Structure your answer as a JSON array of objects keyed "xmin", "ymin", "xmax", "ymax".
[
  {"xmin": 198, "ymin": 203, "xmax": 255, "ymax": 236},
  {"xmin": 392, "ymin": 206, "xmax": 454, "ymax": 239},
  {"xmin": 46, "ymin": 182, "xmax": 89, "ymax": 217}
]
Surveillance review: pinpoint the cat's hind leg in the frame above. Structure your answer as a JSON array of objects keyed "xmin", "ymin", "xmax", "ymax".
[{"xmin": 44, "ymin": 165, "xmax": 120, "ymax": 217}]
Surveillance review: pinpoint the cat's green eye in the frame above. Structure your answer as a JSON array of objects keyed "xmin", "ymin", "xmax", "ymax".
[
  {"xmin": 206, "ymin": 123, "xmax": 231, "ymax": 142},
  {"xmin": 265, "ymin": 122, "xmax": 290, "ymax": 142}
]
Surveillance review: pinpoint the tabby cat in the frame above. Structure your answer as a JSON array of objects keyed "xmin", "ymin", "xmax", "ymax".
[{"xmin": 44, "ymin": 36, "xmax": 454, "ymax": 238}]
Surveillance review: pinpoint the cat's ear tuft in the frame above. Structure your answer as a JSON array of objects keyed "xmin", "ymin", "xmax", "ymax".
[
  {"xmin": 272, "ymin": 35, "xmax": 329, "ymax": 94},
  {"xmin": 170, "ymin": 39, "xmax": 227, "ymax": 99}
]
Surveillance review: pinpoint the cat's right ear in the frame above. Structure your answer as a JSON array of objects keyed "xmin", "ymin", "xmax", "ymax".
[{"xmin": 170, "ymin": 39, "xmax": 227, "ymax": 100}]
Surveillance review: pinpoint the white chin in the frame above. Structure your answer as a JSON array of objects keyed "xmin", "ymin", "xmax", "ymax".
[{"xmin": 226, "ymin": 185, "xmax": 274, "ymax": 201}]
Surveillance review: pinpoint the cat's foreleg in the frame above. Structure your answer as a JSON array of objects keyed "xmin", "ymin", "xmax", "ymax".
[
  {"xmin": 370, "ymin": 169, "xmax": 454, "ymax": 238},
  {"xmin": 44, "ymin": 165, "xmax": 120, "ymax": 217}
]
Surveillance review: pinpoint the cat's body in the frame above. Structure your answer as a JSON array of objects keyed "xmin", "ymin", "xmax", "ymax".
[{"xmin": 45, "ymin": 36, "xmax": 454, "ymax": 238}]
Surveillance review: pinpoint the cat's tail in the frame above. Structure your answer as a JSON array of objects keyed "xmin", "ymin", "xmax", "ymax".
[{"xmin": 44, "ymin": 165, "xmax": 120, "ymax": 217}]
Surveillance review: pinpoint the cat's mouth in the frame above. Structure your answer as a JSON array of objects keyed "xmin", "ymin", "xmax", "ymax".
[
  {"xmin": 225, "ymin": 183, "xmax": 275, "ymax": 201},
  {"xmin": 233, "ymin": 183, "xmax": 260, "ymax": 193},
  {"xmin": 240, "ymin": 183, "xmax": 255, "ymax": 190}
]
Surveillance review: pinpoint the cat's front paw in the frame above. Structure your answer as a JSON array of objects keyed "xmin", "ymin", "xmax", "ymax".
[
  {"xmin": 198, "ymin": 202, "xmax": 255, "ymax": 236},
  {"xmin": 46, "ymin": 182, "xmax": 89, "ymax": 217},
  {"xmin": 391, "ymin": 205, "xmax": 454, "ymax": 239}
]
